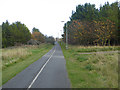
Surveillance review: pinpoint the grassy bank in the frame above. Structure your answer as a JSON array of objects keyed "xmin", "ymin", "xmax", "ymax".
[
  {"xmin": 60, "ymin": 42, "xmax": 119, "ymax": 88},
  {"xmin": 2, "ymin": 44, "xmax": 53, "ymax": 85}
]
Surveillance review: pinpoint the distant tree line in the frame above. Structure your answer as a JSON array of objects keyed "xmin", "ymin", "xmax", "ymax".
[
  {"xmin": 63, "ymin": 1, "xmax": 120, "ymax": 46},
  {"xmin": 31, "ymin": 27, "xmax": 45, "ymax": 43},
  {"xmin": 2, "ymin": 21, "xmax": 55, "ymax": 48},
  {"xmin": 31, "ymin": 27, "xmax": 55, "ymax": 44}
]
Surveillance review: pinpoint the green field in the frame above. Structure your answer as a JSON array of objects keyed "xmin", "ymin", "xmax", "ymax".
[
  {"xmin": 60, "ymin": 42, "xmax": 119, "ymax": 88},
  {"xmin": 2, "ymin": 44, "xmax": 53, "ymax": 85}
]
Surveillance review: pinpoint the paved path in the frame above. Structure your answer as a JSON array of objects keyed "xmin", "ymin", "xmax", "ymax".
[{"xmin": 2, "ymin": 42, "xmax": 70, "ymax": 89}]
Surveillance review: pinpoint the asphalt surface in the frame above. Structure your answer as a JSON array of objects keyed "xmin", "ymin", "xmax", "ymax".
[{"xmin": 2, "ymin": 42, "xmax": 70, "ymax": 88}]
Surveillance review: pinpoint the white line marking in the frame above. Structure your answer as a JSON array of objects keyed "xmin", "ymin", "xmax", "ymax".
[{"xmin": 27, "ymin": 49, "xmax": 55, "ymax": 89}]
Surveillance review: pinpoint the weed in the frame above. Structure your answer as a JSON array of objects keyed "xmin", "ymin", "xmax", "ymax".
[
  {"xmin": 85, "ymin": 64, "xmax": 94, "ymax": 71},
  {"xmin": 76, "ymin": 55, "xmax": 88, "ymax": 62}
]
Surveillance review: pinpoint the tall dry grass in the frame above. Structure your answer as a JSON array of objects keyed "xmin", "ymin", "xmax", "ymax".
[
  {"xmin": 2, "ymin": 47, "xmax": 32, "ymax": 68},
  {"xmin": 69, "ymin": 45, "xmax": 119, "ymax": 53},
  {"xmin": 2, "ymin": 44, "xmax": 48, "ymax": 69}
]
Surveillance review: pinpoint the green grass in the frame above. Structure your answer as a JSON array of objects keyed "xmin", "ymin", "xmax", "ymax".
[
  {"xmin": 60, "ymin": 42, "xmax": 119, "ymax": 88},
  {"xmin": 2, "ymin": 44, "xmax": 53, "ymax": 85}
]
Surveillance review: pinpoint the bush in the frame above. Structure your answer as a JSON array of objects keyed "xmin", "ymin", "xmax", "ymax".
[
  {"xmin": 27, "ymin": 39, "xmax": 41, "ymax": 45},
  {"xmin": 85, "ymin": 64, "xmax": 94, "ymax": 71},
  {"xmin": 45, "ymin": 36, "xmax": 55, "ymax": 45},
  {"xmin": 76, "ymin": 55, "xmax": 88, "ymax": 62}
]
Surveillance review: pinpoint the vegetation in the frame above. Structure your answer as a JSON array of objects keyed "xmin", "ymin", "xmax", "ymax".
[
  {"xmin": 45, "ymin": 36, "xmax": 55, "ymax": 45},
  {"xmin": 62, "ymin": 1, "xmax": 120, "ymax": 46},
  {"xmin": 2, "ymin": 44, "xmax": 53, "ymax": 84},
  {"xmin": 60, "ymin": 1, "xmax": 120, "ymax": 88},
  {"xmin": 67, "ymin": 45, "xmax": 119, "ymax": 52},
  {"xmin": 31, "ymin": 29, "xmax": 55, "ymax": 45},
  {"xmin": 60, "ymin": 42, "xmax": 119, "ymax": 88},
  {"xmin": 1, "ymin": 21, "xmax": 55, "ymax": 84},
  {"xmin": 32, "ymin": 27, "xmax": 40, "ymax": 33},
  {"xmin": 0, "ymin": 25, "xmax": 2, "ymax": 48},
  {"xmin": 0, "ymin": 25, "xmax": 1, "ymax": 70},
  {"xmin": 1, "ymin": 0, "xmax": 119, "ymax": 88},
  {"xmin": 2, "ymin": 21, "xmax": 31, "ymax": 48},
  {"xmin": 1, "ymin": 16, "xmax": 55, "ymax": 86},
  {"xmin": 2, "ymin": 47, "xmax": 32, "ymax": 69},
  {"xmin": 31, "ymin": 27, "xmax": 45, "ymax": 43},
  {"xmin": 2, "ymin": 21, "xmax": 55, "ymax": 48}
]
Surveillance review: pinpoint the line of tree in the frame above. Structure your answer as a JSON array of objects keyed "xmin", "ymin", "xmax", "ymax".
[
  {"xmin": 62, "ymin": 1, "xmax": 120, "ymax": 46},
  {"xmin": 31, "ymin": 27, "xmax": 45, "ymax": 43},
  {"xmin": 2, "ymin": 21, "xmax": 55, "ymax": 48},
  {"xmin": 2, "ymin": 21, "xmax": 31, "ymax": 48},
  {"xmin": 31, "ymin": 27, "xmax": 55, "ymax": 44}
]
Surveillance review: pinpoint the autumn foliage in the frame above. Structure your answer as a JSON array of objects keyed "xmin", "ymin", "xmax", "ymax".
[
  {"xmin": 31, "ymin": 32, "xmax": 45, "ymax": 43},
  {"xmin": 64, "ymin": 19, "xmax": 116, "ymax": 46},
  {"xmin": 63, "ymin": 2, "xmax": 119, "ymax": 46}
]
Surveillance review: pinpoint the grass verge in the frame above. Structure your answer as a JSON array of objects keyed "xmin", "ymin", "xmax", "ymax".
[
  {"xmin": 2, "ymin": 44, "xmax": 53, "ymax": 85},
  {"xmin": 60, "ymin": 42, "xmax": 119, "ymax": 88}
]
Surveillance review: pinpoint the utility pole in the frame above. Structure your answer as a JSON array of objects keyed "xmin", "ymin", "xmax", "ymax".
[
  {"xmin": 60, "ymin": 30, "xmax": 62, "ymax": 38},
  {"xmin": 66, "ymin": 23, "xmax": 68, "ymax": 49},
  {"xmin": 58, "ymin": 33, "xmax": 59, "ymax": 41},
  {"xmin": 61, "ymin": 21, "xmax": 68, "ymax": 49},
  {"xmin": 60, "ymin": 30, "xmax": 62, "ymax": 45}
]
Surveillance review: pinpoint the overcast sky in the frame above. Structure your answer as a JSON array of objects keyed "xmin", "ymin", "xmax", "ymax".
[{"xmin": 0, "ymin": 0, "xmax": 117, "ymax": 38}]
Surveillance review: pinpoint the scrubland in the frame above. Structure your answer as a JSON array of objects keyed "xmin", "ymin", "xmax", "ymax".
[{"xmin": 60, "ymin": 43, "xmax": 119, "ymax": 88}]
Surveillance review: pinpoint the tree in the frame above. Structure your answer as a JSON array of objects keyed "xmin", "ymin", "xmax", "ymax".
[
  {"xmin": 2, "ymin": 21, "xmax": 31, "ymax": 48},
  {"xmin": 0, "ymin": 25, "xmax": 2, "ymax": 48},
  {"xmin": 45, "ymin": 36, "xmax": 55, "ymax": 45},
  {"xmin": 70, "ymin": 3, "xmax": 99, "ymax": 21},
  {"xmin": 2, "ymin": 20, "xmax": 13, "ymax": 47},
  {"xmin": 32, "ymin": 27, "xmax": 40, "ymax": 33},
  {"xmin": 66, "ymin": 20, "xmax": 96, "ymax": 45},
  {"xmin": 94, "ymin": 19, "xmax": 116, "ymax": 45},
  {"xmin": 31, "ymin": 32, "xmax": 45, "ymax": 43},
  {"xmin": 62, "ymin": 1, "xmax": 119, "ymax": 46},
  {"xmin": 99, "ymin": 1, "xmax": 119, "ymax": 45}
]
